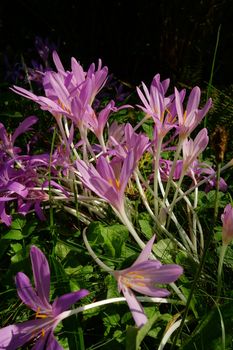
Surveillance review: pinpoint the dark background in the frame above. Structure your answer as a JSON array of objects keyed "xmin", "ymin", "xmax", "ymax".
[{"xmin": 0, "ymin": 0, "xmax": 233, "ymax": 87}]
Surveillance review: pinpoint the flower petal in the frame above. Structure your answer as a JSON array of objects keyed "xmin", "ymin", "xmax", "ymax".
[
  {"xmin": 132, "ymin": 235, "xmax": 156, "ymax": 266},
  {"xmin": 122, "ymin": 286, "xmax": 148, "ymax": 328},
  {"xmin": 0, "ymin": 318, "xmax": 52, "ymax": 350},
  {"xmin": 30, "ymin": 246, "xmax": 51, "ymax": 309},
  {"xmin": 15, "ymin": 272, "xmax": 51, "ymax": 313},
  {"xmin": 31, "ymin": 330, "xmax": 64, "ymax": 350},
  {"xmin": 12, "ymin": 116, "xmax": 38, "ymax": 144},
  {"xmin": 52, "ymin": 289, "xmax": 89, "ymax": 316}
]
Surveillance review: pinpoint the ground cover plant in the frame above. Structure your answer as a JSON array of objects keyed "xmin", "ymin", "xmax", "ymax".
[{"xmin": 0, "ymin": 46, "xmax": 233, "ymax": 349}]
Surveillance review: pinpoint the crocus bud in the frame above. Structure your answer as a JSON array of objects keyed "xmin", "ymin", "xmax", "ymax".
[{"xmin": 221, "ymin": 204, "xmax": 233, "ymax": 245}]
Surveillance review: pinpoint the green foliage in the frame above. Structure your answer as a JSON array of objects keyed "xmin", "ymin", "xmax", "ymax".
[{"xmin": 182, "ymin": 303, "xmax": 233, "ymax": 350}]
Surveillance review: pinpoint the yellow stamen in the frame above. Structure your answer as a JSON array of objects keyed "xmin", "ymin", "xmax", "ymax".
[
  {"xmin": 108, "ymin": 178, "xmax": 121, "ymax": 190},
  {"xmin": 115, "ymin": 179, "xmax": 121, "ymax": 190},
  {"xmin": 57, "ymin": 99, "xmax": 71, "ymax": 114},
  {"xmin": 121, "ymin": 272, "xmax": 146, "ymax": 288},
  {"xmin": 41, "ymin": 328, "xmax": 45, "ymax": 337},
  {"xmin": 36, "ymin": 307, "xmax": 47, "ymax": 319}
]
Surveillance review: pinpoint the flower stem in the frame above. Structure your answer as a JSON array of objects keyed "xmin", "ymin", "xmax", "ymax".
[
  {"xmin": 153, "ymin": 136, "xmax": 163, "ymax": 216},
  {"xmin": 82, "ymin": 228, "xmax": 113, "ymax": 273},
  {"xmin": 59, "ymin": 296, "xmax": 184, "ymax": 322}
]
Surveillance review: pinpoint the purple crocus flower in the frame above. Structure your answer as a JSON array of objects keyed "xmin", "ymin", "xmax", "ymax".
[
  {"xmin": 76, "ymin": 151, "xmax": 135, "ymax": 213},
  {"xmin": 175, "ymin": 86, "xmax": 212, "ymax": 138},
  {"xmin": 136, "ymin": 74, "xmax": 178, "ymax": 138},
  {"xmin": 0, "ymin": 116, "xmax": 38, "ymax": 159},
  {"xmin": 0, "ymin": 246, "xmax": 89, "ymax": 349},
  {"xmin": 11, "ymin": 52, "xmax": 108, "ymax": 126},
  {"xmin": 109, "ymin": 123, "xmax": 149, "ymax": 162},
  {"xmin": 182, "ymin": 128, "xmax": 209, "ymax": 170},
  {"xmin": 113, "ymin": 235, "xmax": 183, "ymax": 328}
]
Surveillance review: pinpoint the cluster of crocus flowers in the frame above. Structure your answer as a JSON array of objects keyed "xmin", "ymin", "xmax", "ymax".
[
  {"xmin": 0, "ymin": 246, "xmax": 89, "ymax": 349},
  {"xmin": 113, "ymin": 235, "xmax": 183, "ymax": 327}
]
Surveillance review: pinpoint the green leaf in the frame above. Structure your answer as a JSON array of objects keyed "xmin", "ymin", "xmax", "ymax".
[
  {"xmin": 138, "ymin": 219, "xmax": 153, "ymax": 239},
  {"xmin": 88, "ymin": 222, "xmax": 129, "ymax": 259},
  {"xmin": 2, "ymin": 217, "xmax": 26, "ymax": 240},
  {"xmin": 153, "ymin": 239, "xmax": 175, "ymax": 263},
  {"xmin": 2, "ymin": 230, "xmax": 24, "ymax": 240},
  {"xmin": 182, "ymin": 303, "xmax": 233, "ymax": 349},
  {"xmin": 142, "ymin": 123, "xmax": 153, "ymax": 140},
  {"xmin": 136, "ymin": 311, "xmax": 160, "ymax": 349},
  {"xmin": 125, "ymin": 326, "xmax": 138, "ymax": 350}
]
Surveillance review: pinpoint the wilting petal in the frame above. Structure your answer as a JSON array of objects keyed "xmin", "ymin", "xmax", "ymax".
[
  {"xmin": 52, "ymin": 289, "xmax": 89, "ymax": 316},
  {"xmin": 122, "ymin": 285, "xmax": 148, "ymax": 328},
  {"xmin": 30, "ymin": 246, "xmax": 51, "ymax": 309}
]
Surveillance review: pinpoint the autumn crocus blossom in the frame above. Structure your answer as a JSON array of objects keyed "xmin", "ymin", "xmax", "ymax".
[
  {"xmin": 76, "ymin": 150, "xmax": 135, "ymax": 213},
  {"xmin": 175, "ymin": 86, "xmax": 212, "ymax": 138},
  {"xmin": 113, "ymin": 236, "xmax": 183, "ymax": 327},
  {"xmin": 221, "ymin": 204, "xmax": 233, "ymax": 245},
  {"xmin": 182, "ymin": 128, "xmax": 209, "ymax": 171},
  {"xmin": 0, "ymin": 246, "xmax": 89, "ymax": 349}
]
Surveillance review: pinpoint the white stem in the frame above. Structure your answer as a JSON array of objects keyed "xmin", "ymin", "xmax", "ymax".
[
  {"xmin": 162, "ymin": 139, "xmax": 183, "ymax": 206},
  {"xmin": 98, "ymin": 133, "xmax": 107, "ymax": 154},
  {"xmin": 133, "ymin": 115, "xmax": 149, "ymax": 132},
  {"xmin": 63, "ymin": 116, "xmax": 80, "ymax": 160},
  {"xmin": 166, "ymin": 169, "xmax": 185, "ymax": 228},
  {"xmin": 175, "ymin": 159, "xmax": 233, "ymax": 204},
  {"xmin": 154, "ymin": 136, "xmax": 163, "ymax": 216},
  {"xmin": 59, "ymin": 296, "xmax": 184, "ymax": 322},
  {"xmin": 116, "ymin": 208, "xmax": 186, "ymax": 303},
  {"xmin": 135, "ymin": 170, "xmax": 188, "ymax": 252},
  {"xmin": 158, "ymin": 174, "xmax": 195, "ymax": 252},
  {"xmin": 134, "ymin": 170, "xmax": 155, "ymax": 220},
  {"xmin": 192, "ymin": 175, "xmax": 198, "ymax": 254},
  {"xmin": 116, "ymin": 207, "xmax": 146, "ymax": 250},
  {"xmin": 83, "ymin": 228, "xmax": 113, "ymax": 272}
]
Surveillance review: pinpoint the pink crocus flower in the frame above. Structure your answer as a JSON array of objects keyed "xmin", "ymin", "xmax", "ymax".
[
  {"xmin": 85, "ymin": 100, "xmax": 117, "ymax": 139},
  {"xmin": 109, "ymin": 123, "xmax": 149, "ymax": 162},
  {"xmin": 0, "ymin": 246, "xmax": 89, "ymax": 349},
  {"xmin": 182, "ymin": 128, "xmax": 209, "ymax": 170},
  {"xmin": 11, "ymin": 52, "xmax": 108, "ymax": 125},
  {"xmin": 76, "ymin": 151, "xmax": 135, "ymax": 213},
  {"xmin": 136, "ymin": 73, "xmax": 171, "ymax": 118},
  {"xmin": 113, "ymin": 235, "xmax": 183, "ymax": 327},
  {"xmin": 0, "ymin": 116, "xmax": 38, "ymax": 158},
  {"xmin": 175, "ymin": 86, "xmax": 212, "ymax": 138},
  {"xmin": 221, "ymin": 204, "xmax": 233, "ymax": 245},
  {"xmin": 136, "ymin": 74, "xmax": 177, "ymax": 137}
]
